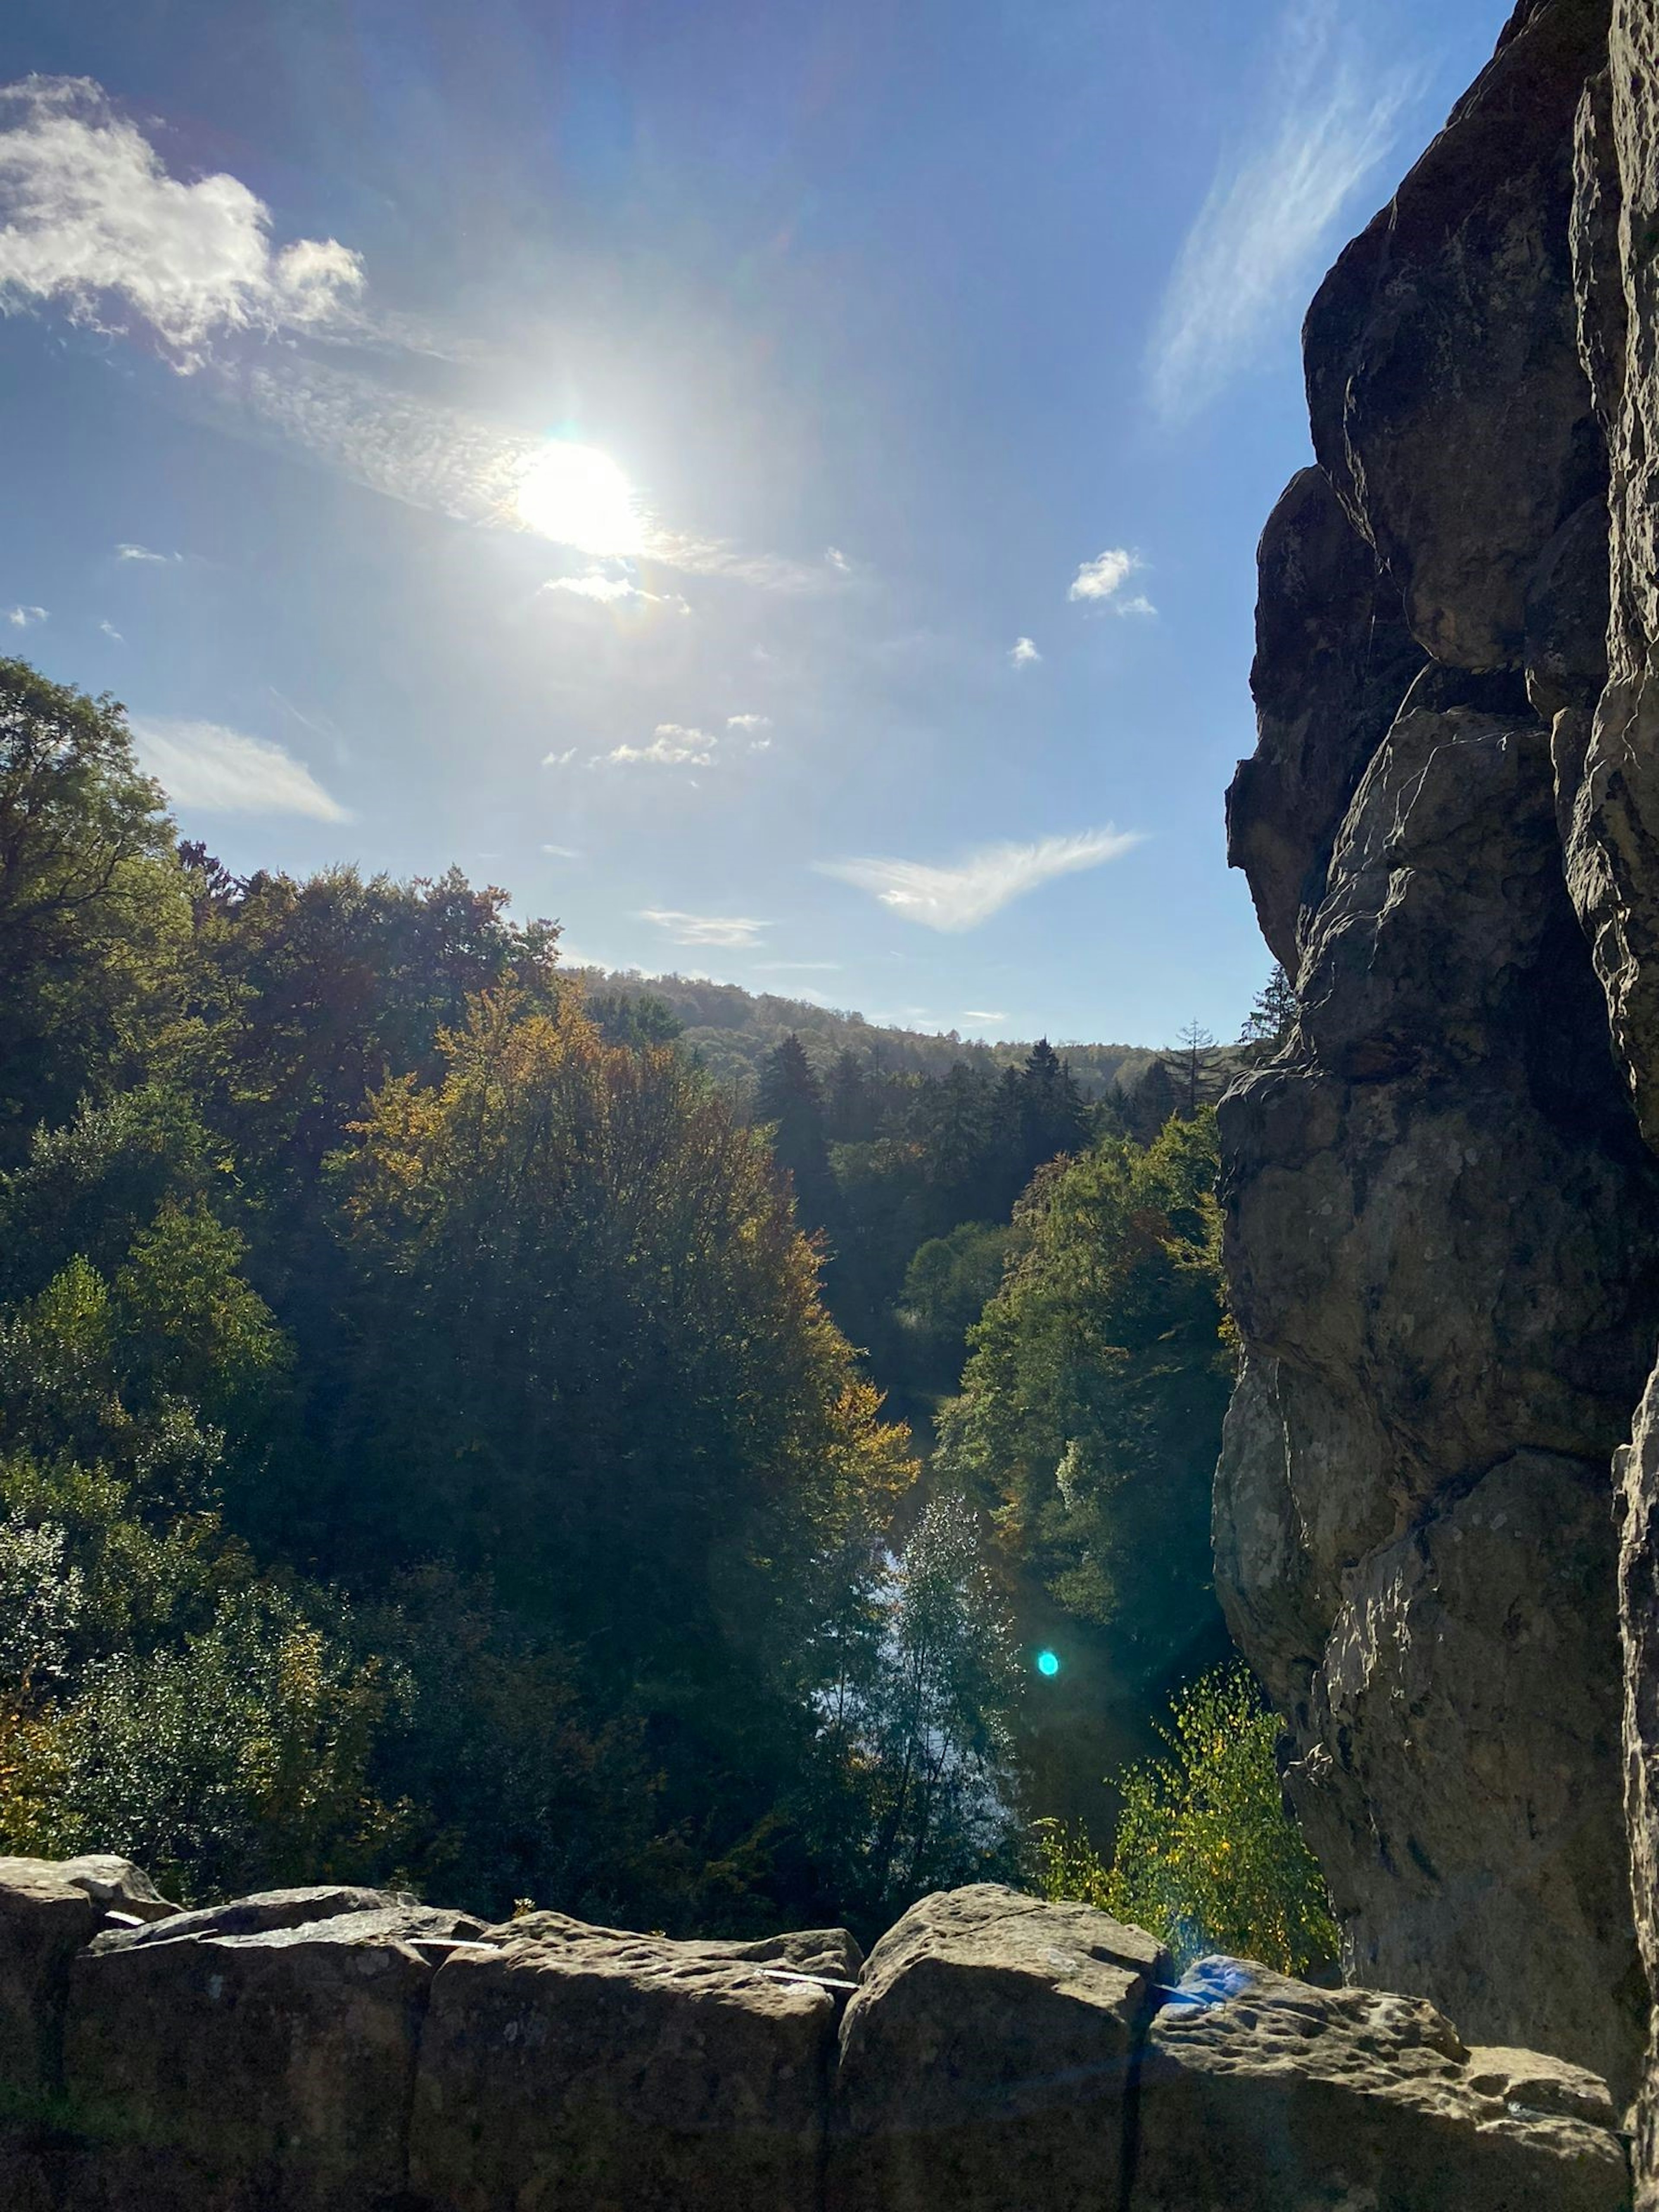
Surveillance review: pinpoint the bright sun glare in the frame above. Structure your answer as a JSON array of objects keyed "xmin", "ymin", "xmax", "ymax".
[{"xmin": 514, "ymin": 441, "xmax": 644, "ymax": 557}]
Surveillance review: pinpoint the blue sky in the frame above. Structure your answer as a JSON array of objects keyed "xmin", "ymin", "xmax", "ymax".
[{"xmin": 0, "ymin": 0, "xmax": 1506, "ymax": 1046}]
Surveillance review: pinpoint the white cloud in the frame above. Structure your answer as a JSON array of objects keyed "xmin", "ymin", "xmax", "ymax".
[
  {"xmin": 640, "ymin": 909, "xmax": 769, "ymax": 949},
  {"xmin": 1009, "ymin": 636, "xmax": 1041, "ymax": 667},
  {"xmin": 604, "ymin": 723, "xmax": 715, "ymax": 768},
  {"xmin": 0, "ymin": 77, "xmax": 363, "ymax": 366},
  {"xmin": 115, "ymin": 541, "xmax": 179, "ymax": 563},
  {"xmin": 1148, "ymin": 0, "xmax": 1419, "ymax": 421},
  {"xmin": 542, "ymin": 747, "xmax": 577, "ymax": 767},
  {"xmin": 6, "ymin": 604, "xmax": 46, "ymax": 627},
  {"xmin": 727, "ymin": 713, "xmax": 770, "ymax": 731},
  {"xmin": 825, "ymin": 546, "xmax": 851, "ymax": 574},
  {"xmin": 962, "ymin": 1010, "xmax": 1008, "ymax": 1023},
  {"xmin": 541, "ymin": 843, "xmax": 581, "ymax": 858},
  {"xmin": 99, "ymin": 619, "xmax": 123, "ymax": 642},
  {"xmin": 1114, "ymin": 593, "xmax": 1157, "ymax": 618},
  {"xmin": 130, "ymin": 715, "xmax": 348, "ymax": 820},
  {"xmin": 541, "ymin": 571, "xmax": 690, "ymax": 613},
  {"xmin": 1069, "ymin": 549, "xmax": 1142, "ymax": 604},
  {"xmin": 818, "ymin": 827, "xmax": 1142, "ymax": 932}
]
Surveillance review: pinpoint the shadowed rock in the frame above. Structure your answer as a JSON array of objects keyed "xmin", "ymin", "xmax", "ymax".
[
  {"xmin": 407, "ymin": 1910, "xmax": 842, "ymax": 2212},
  {"xmin": 828, "ymin": 1884, "xmax": 1164, "ymax": 2212},
  {"xmin": 62, "ymin": 1897, "xmax": 483, "ymax": 2212},
  {"xmin": 1136, "ymin": 1958, "xmax": 1630, "ymax": 2211}
]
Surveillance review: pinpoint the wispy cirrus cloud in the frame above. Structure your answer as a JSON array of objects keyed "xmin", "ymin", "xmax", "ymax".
[
  {"xmin": 115, "ymin": 541, "xmax": 181, "ymax": 563},
  {"xmin": 1149, "ymin": 0, "xmax": 1419, "ymax": 421},
  {"xmin": 818, "ymin": 827, "xmax": 1141, "ymax": 932},
  {"xmin": 541, "ymin": 570, "xmax": 691, "ymax": 613},
  {"xmin": 0, "ymin": 76, "xmax": 362, "ymax": 366},
  {"xmin": 640, "ymin": 909, "xmax": 769, "ymax": 949},
  {"xmin": 130, "ymin": 716, "xmax": 348, "ymax": 820},
  {"xmin": 6, "ymin": 604, "xmax": 46, "ymax": 628},
  {"xmin": 99, "ymin": 619, "xmax": 123, "ymax": 642}
]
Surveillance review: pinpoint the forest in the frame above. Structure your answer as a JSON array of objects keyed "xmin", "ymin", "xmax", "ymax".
[{"xmin": 0, "ymin": 655, "xmax": 1315, "ymax": 1956}]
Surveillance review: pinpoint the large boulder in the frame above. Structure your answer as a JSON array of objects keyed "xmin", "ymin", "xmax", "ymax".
[
  {"xmin": 1303, "ymin": 0, "xmax": 1610, "ymax": 671},
  {"xmin": 407, "ymin": 1911, "xmax": 843, "ymax": 2212},
  {"xmin": 1135, "ymin": 1957, "xmax": 1630, "ymax": 2211},
  {"xmin": 0, "ymin": 1855, "xmax": 177, "ymax": 2212},
  {"xmin": 62, "ymin": 1890, "xmax": 484, "ymax": 2212},
  {"xmin": 828, "ymin": 1884, "xmax": 1164, "ymax": 2212}
]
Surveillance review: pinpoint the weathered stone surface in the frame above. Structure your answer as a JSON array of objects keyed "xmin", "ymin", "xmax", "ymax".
[
  {"xmin": 1135, "ymin": 1958, "xmax": 1630, "ymax": 2211},
  {"xmin": 408, "ymin": 1910, "xmax": 839, "ymax": 2212},
  {"xmin": 0, "ymin": 1855, "xmax": 178, "ymax": 2101},
  {"xmin": 1227, "ymin": 467, "xmax": 1425, "ymax": 972},
  {"xmin": 1304, "ymin": 0, "xmax": 1609, "ymax": 671},
  {"xmin": 829, "ymin": 1884, "xmax": 1163, "ymax": 2212},
  {"xmin": 63, "ymin": 1896, "xmax": 483, "ymax": 2212},
  {"xmin": 1217, "ymin": 688, "xmax": 1659, "ymax": 2101}
]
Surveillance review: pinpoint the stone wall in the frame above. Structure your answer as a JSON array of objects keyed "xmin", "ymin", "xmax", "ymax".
[
  {"xmin": 0, "ymin": 1858, "xmax": 1632, "ymax": 2210},
  {"xmin": 1218, "ymin": 0, "xmax": 1659, "ymax": 2142}
]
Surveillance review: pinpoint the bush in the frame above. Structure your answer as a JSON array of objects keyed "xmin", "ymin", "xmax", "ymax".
[{"xmin": 1033, "ymin": 1664, "xmax": 1337, "ymax": 1976}]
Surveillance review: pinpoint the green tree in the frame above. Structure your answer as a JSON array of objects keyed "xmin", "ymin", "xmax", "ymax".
[
  {"xmin": 1238, "ymin": 964, "xmax": 1297, "ymax": 1062},
  {"xmin": 0, "ymin": 660, "xmax": 184, "ymax": 1157},
  {"xmin": 754, "ymin": 1032, "xmax": 832, "ymax": 1220},
  {"xmin": 1034, "ymin": 1665, "xmax": 1337, "ymax": 1977},
  {"xmin": 815, "ymin": 1492, "xmax": 1023, "ymax": 1917},
  {"xmin": 939, "ymin": 1111, "xmax": 1232, "ymax": 1683}
]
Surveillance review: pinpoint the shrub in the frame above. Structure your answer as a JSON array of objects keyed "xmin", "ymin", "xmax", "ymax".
[{"xmin": 1033, "ymin": 1663, "xmax": 1338, "ymax": 1976}]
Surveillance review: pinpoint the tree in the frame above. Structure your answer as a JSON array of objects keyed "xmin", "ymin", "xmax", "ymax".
[
  {"xmin": 0, "ymin": 660, "xmax": 183, "ymax": 1156},
  {"xmin": 1237, "ymin": 965, "xmax": 1297, "ymax": 1062},
  {"xmin": 1033, "ymin": 1665, "xmax": 1338, "ymax": 1977},
  {"xmin": 1176, "ymin": 1019, "xmax": 1218, "ymax": 1117},
  {"xmin": 330, "ymin": 991, "xmax": 916, "ymax": 1926},
  {"xmin": 754, "ymin": 1033, "xmax": 832, "ymax": 1220},
  {"xmin": 815, "ymin": 1492, "xmax": 1023, "ymax": 1918},
  {"xmin": 1018, "ymin": 1039, "xmax": 1089, "ymax": 1173},
  {"xmin": 938, "ymin": 1111, "xmax": 1232, "ymax": 1687}
]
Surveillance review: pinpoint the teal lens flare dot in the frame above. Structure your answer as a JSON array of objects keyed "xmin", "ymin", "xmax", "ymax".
[{"xmin": 1036, "ymin": 1649, "xmax": 1061, "ymax": 1677}]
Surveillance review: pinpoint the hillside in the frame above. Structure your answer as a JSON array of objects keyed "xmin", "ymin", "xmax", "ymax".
[{"xmin": 568, "ymin": 966, "xmax": 1162, "ymax": 1097}]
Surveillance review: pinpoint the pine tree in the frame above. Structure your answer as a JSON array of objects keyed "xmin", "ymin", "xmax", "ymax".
[{"xmin": 754, "ymin": 1033, "xmax": 832, "ymax": 1219}]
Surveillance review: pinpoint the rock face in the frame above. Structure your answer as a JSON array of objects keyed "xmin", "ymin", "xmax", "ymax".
[
  {"xmin": 829, "ymin": 1885, "xmax": 1163, "ymax": 2212},
  {"xmin": 409, "ymin": 1912, "xmax": 845, "ymax": 2212},
  {"xmin": 1136, "ymin": 1958, "xmax": 1629, "ymax": 2212},
  {"xmin": 64, "ymin": 1888, "xmax": 486, "ymax": 2212},
  {"xmin": 0, "ymin": 1859, "xmax": 1631, "ymax": 2210},
  {"xmin": 0, "ymin": 1855, "xmax": 178, "ymax": 2212},
  {"xmin": 1219, "ymin": 0, "xmax": 1659, "ymax": 2161}
]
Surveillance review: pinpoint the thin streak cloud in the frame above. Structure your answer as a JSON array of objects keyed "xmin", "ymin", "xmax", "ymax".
[
  {"xmin": 1148, "ymin": 1, "xmax": 1418, "ymax": 422},
  {"xmin": 640, "ymin": 909, "xmax": 769, "ymax": 949},
  {"xmin": 131, "ymin": 715, "xmax": 349, "ymax": 820},
  {"xmin": 818, "ymin": 828, "xmax": 1142, "ymax": 933}
]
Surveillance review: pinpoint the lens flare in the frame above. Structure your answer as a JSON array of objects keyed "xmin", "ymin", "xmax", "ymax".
[
  {"xmin": 514, "ymin": 441, "xmax": 643, "ymax": 556},
  {"xmin": 1036, "ymin": 1649, "xmax": 1061, "ymax": 1678}
]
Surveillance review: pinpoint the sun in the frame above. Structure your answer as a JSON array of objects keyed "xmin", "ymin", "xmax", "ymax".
[{"xmin": 514, "ymin": 441, "xmax": 644, "ymax": 557}]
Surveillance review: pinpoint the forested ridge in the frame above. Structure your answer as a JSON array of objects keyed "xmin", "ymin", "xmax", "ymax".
[{"xmin": 0, "ymin": 657, "xmax": 1300, "ymax": 1947}]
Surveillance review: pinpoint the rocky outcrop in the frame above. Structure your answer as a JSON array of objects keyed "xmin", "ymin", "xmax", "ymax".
[
  {"xmin": 0, "ymin": 1862, "xmax": 1633, "ymax": 2209},
  {"xmin": 1136, "ymin": 1957, "xmax": 1628, "ymax": 2212},
  {"xmin": 829, "ymin": 1886, "xmax": 1162, "ymax": 2212},
  {"xmin": 1219, "ymin": 0, "xmax": 1659, "ymax": 2161}
]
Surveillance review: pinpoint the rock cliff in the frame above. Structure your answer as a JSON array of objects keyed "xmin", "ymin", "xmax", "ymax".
[
  {"xmin": 0, "ymin": 1858, "xmax": 1632, "ymax": 2210},
  {"xmin": 1219, "ymin": 0, "xmax": 1659, "ymax": 2164}
]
